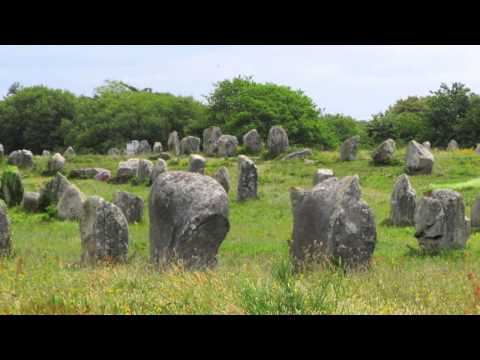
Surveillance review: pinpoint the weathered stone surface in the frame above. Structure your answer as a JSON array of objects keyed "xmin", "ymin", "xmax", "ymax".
[
  {"xmin": 471, "ymin": 195, "xmax": 480, "ymax": 228},
  {"xmin": 267, "ymin": 126, "xmax": 289, "ymax": 157},
  {"xmin": 113, "ymin": 191, "xmax": 144, "ymax": 223},
  {"xmin": 290, "ymin": 175, "xmax": 376, "ymax": 269},
  {"xmin": 313, "ymin": 169, "xmax": 334, "ymax": 186},
  {"xmin": 80, "ymin": 196, "xmax": 129, "ymax": 264},
  {"xmin": 137, "ymin": 159, "xmax": 153, "ymax": 183},
  {"xmin": 125, "ymin": 140, "xmax": 140, "ymax": 156},
  {"xmin": 340, "ymin": 136, "xmax": 360, "ymax": 161},
  {"xmin": 107, "ymin": 148, "xmax": 120, "ymax": 156},
  {"xmin": 57, "ymin": 184, "xmax": 86, "ymax": 221},
  {"xmin": 116, "ymin": 159, "xmax": 140, "ymax": 183},
  {"xmin": 95, "ymin": 170, "xmax": 111, "ymax": 182},
  {"xmin": 422, "ymin": 141, "xmax": 431, "ymax": 150},
  {"xmin": 213, "ymin": 166, "xmax": 230, "ymax": 193},
  {"xmin": 151, "ymin": 159, "xmax": 168, "ymax": 183},
  {"xmin": 0, "ymin": 167, "xmax": 24, "ymax": 207},
  {"xmin": 38, "ymin": 173, "xmax": 71, "ymax": 210},
  {"xmin": 372, "ymin": 138, "xmax": 396, "ymax": 164},
  {"xmin": 243, "ymin": 129, "xmax": 262, "ymax": 153},
  {"xmin": 282, "ymin": 148, "xmax": 312, "ymax": 161},
  {"xmin": 414, "ymin": 190, "xmax": 470, "ymax": 253},
  {"xmin": 188, "ymin": 155, "xmax": 206, "ymax": 175},
  {"xmin": 22, "ymin": 192, "xmax": 40, "ymax": 213},
  {"xmin": 153, "ymin": 142, "xmax": 163, "ymax": 153},
  {"xmin": 138, "ymin": 140, "xmax": 151, "ymax": 154},
  {"xmin": 0, "ymin": 205, "xmax": 11, "ymax": 256},
  {"xmin": 447, "ymin": 139, "xmax": 459, "ymax": 151},
  {"xmin": 8, "ymin": 150, "xmax": 34, "ymax": 169},
  {"xmin": 158, "ymin": 152, "xmax": 171, "ymax": 160},
  {"xmin": 203, "ymin": 126, "xmax": 222, "ymax": 156},
  {"xmin": 167, "ymin": 131, "xmax": 180, "ymax": 156},
  {"xmin": 406, "ymin": 140, "xmax": 434, "ymax": 175},
  {"xmin": 69, "ymin": 168, "xmax": 108, "ymax": 179},
  {"xmin": 237, "ymin": 155, "xmax": 258, "ymax": 202},
  {"xmin": 47, "ymin": 153, "xmax": 66, "ymax": 173},
  {"xmin": 63, "ymin": 146, "xmax": 76, "ymax": 159},
  {"xmin": 180, "ymin": 136, "xmax": 201, "ymax": 155},
  {"xmin": 149, "ymin": 171, "xmax": 229, "ymax": 270},
  {"xmin": 390, "ymin": 174, "xmax": 416, "ymax": 226},
  {"xmin": 217, "ymin": 135, "xmax": 239, "ymax": 157}
]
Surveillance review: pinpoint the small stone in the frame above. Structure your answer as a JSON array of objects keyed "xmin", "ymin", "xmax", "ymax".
[
  {"xmin": 48, "ymin": 153, "xmax": 66, "ymax": 173},
  {"xmin": 113, "ymin": 191, "xmax": 144, "ymax": 223},
  {"xmin": 267, "ymin": 126, "xmax": 289, "ymax": 157},
  {"xmin": 69, "ymin": 168, "xmax": 109, "ymax": 179},
  {"xmin": 203, "ymin": 126, "xmax": 222, "ymax": 156},
  {"xmin": 188, "ymin": 154, "xmax": 206, "ymax": 175},
  {"xmin": 158, "ymin": 152, "xmax": 171, "ymax": 160},
  {"xmin": 213, "ymin": 166, "xmax": 231, "ymax": 193},
  {"xmin": 63, "ymin": 146, "xmax": 76, "ymax": 159},
  {"xmin": 180, "ymin": 136, "xmax": 201, "ymax": 155},
  {"xmin": 22, "ymin": 192, "xmax": 40, "ymax": 213},
  {"xmin": 372, "ymin": 139, "xmax": 396, "ymax": 165},
  {"xmin": 95, "ymin": 170, "xmax": 112, "ymax": 182},
  {"xmin": 282, "ymin": 148, "xmax": 312, "ymax": 160},
  {"xmin": 153, "ymin": 142, "xmax": 163, "ymax": 153},
  {"xmin": 116, "ymin": 159, "xmax": 140, "ymax": 183},
  {"xmin": 313, "ymin": 169, "xmax": 334, "ymax": 186}
]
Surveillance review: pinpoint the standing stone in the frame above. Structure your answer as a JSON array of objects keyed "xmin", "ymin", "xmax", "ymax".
[
  {"xmin": 0, "ymin": 143, "xmax": 4, "ymax": 161},
  {"xmin": 113, "ymin": 191, "xmax": 144, "ymax": 223},
  {"xmin": 22, "ymin": 192, "xmax": 40, "ymax": 213},
  {"xmin": 213, "ymin": 166, "xmax": 231, "ymax": 193},
  {"xmin": 126, "ymin": 140, "xmax": 140, "ymax": 156},
  {"xmin": 0, "ymin": 204, "xmax": 11, "ymax": 256},
  {"xmin": 63, "ymin": 146, "xmax": 76, "ymax": 159},
  {"xmin": 422, "ymin": 141, "xmax": 431, "ymax": 150},
  {"xmin": 151, "ymin": 159, "xmax": 168, "ymax": 184},
  {"xmin": 290, "ymin": 175, "xmax": 376, "ymax": 270},
  {"xmin": 313, "ymin": 169, "xmax": 334, "ymax": 186},
  {"xmin": 57, "ymin": 185, "xmax": 86, "ymax": 221},
  {"xmin": 48, "ymin": 153, "xmax": 66, "ymax": 173},
  {"xmin": 80, "ymin": 196, "xmax": 129, "ymax": 264},
  {"xmin": 217, "ymin": 135, "xmax": 239, "ymax": 157},
  {"xmin": 267, "ymin": 126, "xmax": 289, "ymax": 157},
  {"xmin": 282, "ymin": 149, "xmax": 312, "ymax": 161},
  {"xmin": 340, "ymin": 136, "xmax": 360, "ymax": 161},
  {"xmin": 107, "ymin": 148, "xmax": 120, "ymax": 156},
  {"xmin": 7, "ymin": 150, "xmax": 34, "ymax": 169},
  {"xmin": 136, "ymin": 159, "xmax": 153, "ymax": 183},
  {"xmin": 243, "ymin": 129, "xmax": 262, "ymax": 153},
  {"xmin": 203, "ymin": 126, "xmax": 222, "ymax": 156},
  {"xmin": 38, "ymin": 173, "xmax": 71, "ymax": 210},
  {"xmin": 447, "ymin": 139, "xmax": 459, "ymax": 151},
  {"xmin": 149, "ymin": 171, "xmax": 229, "ymax": 270},
  {"xmin": 180, "ymin": 136, "xmax": 201, "ymax": 155},
  {"xmin": 167, "ymin": 131, "xmax": 180, "ymax": 156},
  {"xmin": 471, "ymin": 195, "xmax": 480, "ymax": 228},
  {"xmin": 390, "ymin": 174, "xmax": 416, "ymax": 226},
  {"xmin": 137, "ymin": 140, "xmax": 151, "ymax": 154},
  {"xmin": 372, "ymin": 139, "xmax": 396, "ymax": 164},
  {"xmin": 116, "ymin": 158, "xmax": 140, "ymax": 183},
  {"xmin": 153, "ymin": 142, "xmax": 163, "ymax": 154},
  {"xmin": 0, "ymin": 167, "xmax": 24, "ymax": 207},
  {"xmin": 188, "ymin": 155, "xmax": 206, "ymax": 175},
  {"xmin": 415, "ymin": 190, "xmax": 470, "ymax": 253},
  {"xmin": 237, "ymin": 155, "xmax": 258, "ymax": 202},
  {"xmin": 42, "ymin": 150, "xmax": 51, "ymax": 157},
  {"xmin": 406, "ymin": 140, "xmax": 435, "ymax": 175}
]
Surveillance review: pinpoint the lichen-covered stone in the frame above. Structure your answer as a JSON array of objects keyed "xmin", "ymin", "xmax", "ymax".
[
  {"xmin": 217, "ymin": 135, "xmax": 238, "ymax": 157},
  {"xmin": 22, "ymin": 192, "xmax": 40, "ymax": 213},
  {"xmin": 116, "ymin": 159, "xmax": 140, "ymax": 183},
  {"xmin": 8, "ymin": 149, "xmax": 34, "ymax": 169},
  {"xmin": 203, "ymin": 126, "xmax": 222, "ymax": 156},
  {"xmin": 69, "ymin": 168, "xmax": 109, "ymax": 179},
  {"xmin": 213, "ymin": 166, "xmax": 231, "ymax": 193},
  {"xmin": 282, "ymin": 149, "xmax": 312, "ymax": 161},
  {"xmin": 57, "ymin": 185, "xmax": 86, "ymax": 221},
  {"xmin": 0, "ymin": 167, "xmax": 24, "ymax": 207},
  {"xmin": 113, "ymin": 191, "xmax": 144, "ymax": 223},
  {"xmin": 168, "ymin": 131, "xmax": 180, "ymax": 156},
  {"xmin": 372, "ymin": 139, "xmax": 396, "ymax": 165},
  {"xmin": 136, "ymin": 159, "xmax": 153, "ymax": 183},
  {"xmin": 150, "ymin": 159, "xmax": 168, "ymax": 183},
  {"xmin": 237, "ymin": 155, "xmax": 258, "ymax": 202},
  {"xmin": 138, "ymin": 140, "xmax": 151, "ymax": 154},
  {"xmin": 243, "ymin": 129, "xmax": 262, "ymax": 153},
  {"xmin": 0, "ymin": 205, "xmax": 11, "ymax": 256},
  {"xmin": 188, "ymin": 154, "xmax": 206, "ymax": 175},
  {"xmin": 313, "ymin": 169, "xmax": 334, "ymax": 186},
  {"xmin": 48, "ymin": 153, "xmax": 66, "ymax": 173},
  {"xmin": 180, "ymin": 136, "xmax": 201, "ymax": 155},
  {"xmin": 406, "ymin": 140, "xmax": 434, "ymax": 175},
  {"xmin": 340, "ymin": 136, "xmax": 360, "ymax": 161},
  {"xmin": 38, "ymin": 173, "xmax": 71, "ymax": 210},
  {"xmin": 267, "ymin": 126, "xmax": 289, "ymax": 157},
  {"xmin": 390, "ymin": 174, "xmax": 416, "ymax": 226},
  {"xmin": 42, "ymin": 150, "xmax": 51, "ymax": 157}
]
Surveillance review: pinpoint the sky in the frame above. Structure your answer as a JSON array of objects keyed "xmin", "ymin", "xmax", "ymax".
[{"xmin": 1, "ymin": 45, "xmax": 480, "ymax": 120}]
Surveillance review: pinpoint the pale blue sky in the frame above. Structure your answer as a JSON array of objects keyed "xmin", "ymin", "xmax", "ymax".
[{"xmin": 1, "ymin": 45, "xmax": 479, "ymax": 120}]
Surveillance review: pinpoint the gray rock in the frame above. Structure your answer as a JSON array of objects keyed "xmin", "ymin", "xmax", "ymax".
[
  {"xmin": 243, "ymin": 129, "xmax": 262, "ymax": 153},
  {"xmin": 95, "ymin": 170, "xmax": 112, "ymax": 182},
  {"xmin": 57, "ymin": 184, "xmax": 86, "ymax": 221},
  {"xmin": 372, "ymin": 138, "xmax": 396, "ymax": 164},
  {"xmin": 180, "ymin": 136, "xmax": 201, "ymax": 155},
  {"xmin": 203, "ymin": 126, "xmax": 222, "ymax": 156},
  {"xmin": 153, "ymin": 142, "xmax": 163, "ymax": 154},
  {"xmin": 138, "ymin": 140, "xmax": 151, "ymax": 154},
  {"xmin": 0, "ymin": 205, "xmax": 11, "ymax": 256},
  {"xmin": 188, "ymin": 154, "xmax": 206, "ymax": 175},
  {"xmin": 290, "ymin": 175, "xmax": 376, "ymax": 270},
  {"xmin": 213, "ymin": 166, "xmax": 231, "ymax": 193},
  {"xmin": 406, "ymin": 140, "xmax": 434, "ymax": 175},
  {"xmin": 471, "ymin": 195, "xmax": 480, "ymax": 228},
  {"xmin": 69, "ymin": 168, "xmax": 108, "ymax": 179},
  {"xmin": 422, "ymin": 141, "xmax": 431, "ymax": 150},
  {"xmin": 126, "ymin": 140, "xmax": 140, "ymax": 156},
  {"xmin": 0, "ymin": 167, "xmax": 24, "ymax": 207},
  {"xmin": 136, "ymin": 159, "xmax": 153, "ymax": 183},
  {"xmin": 267, "ymin": 126, "xmax": 289, "ymax": 157},
  {"xmin": 217, "ymin": 135, "xmax": 239, "ymax": 157},
  {"xmin": 340, "ymin": 136, "xmax": 360, "ymax": 161},
  {"xmin": 150, "ymin": 159, "xmax": 168, "ymax": 183},
  {"xmin": 80, "ymin": 196, "xmax": 129, "ymax": 264},
  {"xmin": 113, "ymin": 191, "xmax": 144, "ymax": 223},
  {"xmin": 447, "ymin": 139, "xmax": 459, "ymax": 151},
  {"xmin": 38, "ymin": 173, "xmax": 71, "ymax": 210},
  {"xmin": 167, "ymin": 131, "xmax": 180, "ymax": 156},
  {"xmin": 313, "ymin": 169, "xmax": 334, "ymax": 186},
  {"xmin": 237, "ymin": 155, "xmax": 258, "ymax": 202},
  {"xmin": 149, "ymin": 171, "xmax": 230, "ymax": 270},
  {"xmin": 116, "ymin": 159, "xmax": 140, "ymax": 183},
  {"xmin": 282, "ymin": 148, "xmax": 312, "ymax": 161},
  {"xmin": 415, "ymin": 189, "xmax": 470, "ymax": 253},
  {"xmin": 390, "ymin": 174, "xmax": 416, "ymax": 226},
  {"xmin": 8, "ymin": 149, "xmax": 34, "ymax": 169},
  {"xmin": 63, "ymin": 146, "xmax": 76, "ymax": 159},
  {"xmin": 107, "ymin": 148, "xmax": 120, "ymax": 156},
  {"xmin": 42, "ymin": 150, "xmax": 51, "ymax": 157},
  {"xmin": 22, "ymin": 192, "xmax": 40, "ymax": 213},
  {"xmin": 47, "ymin": 153, "xmax": 66, "ymax": 173},
  {"xmin": 158, "ymin": 152, "xmax": 171, "ymax": 160}
]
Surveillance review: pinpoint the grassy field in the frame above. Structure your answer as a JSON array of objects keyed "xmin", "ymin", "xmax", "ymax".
[{"xmin": 1, "ymin": 147, "xmax": 480, "ymax": 314}]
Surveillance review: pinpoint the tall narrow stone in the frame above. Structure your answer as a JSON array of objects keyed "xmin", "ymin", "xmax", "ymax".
[
  {"xmin": 390, "ymin": 174, "xmax": 416, "ymax": 226},
  {"xmin": 267, "ymin": 126, "xmax": 289, "ymax": 157},
  {"xmin": 237, "ymin": 155, "xmax": 258, "ymax": 202},
  {"xmin": 203, "ymin": 126, "xmax": 222, "ymax": 156},
  {"xmin": 340, "ymin": 136, "xmax": 360, "ymax": 161},
  {"xmin": 167, "ymin": 131, "xmax": 180, "ymax": 156},
  {"xmin": 0, "ymin": 203, "xmax": 11, "ymax": 256}
]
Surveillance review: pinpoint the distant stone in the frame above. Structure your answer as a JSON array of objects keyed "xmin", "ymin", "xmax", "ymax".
[
  {"xmin": 138, "ymin": 140, "xmax": 151, "ymax": 154},
  {"xmin": 267, "ymin": 126, "xmax": 289, "ymax": 157},
  {"xmin": 180, "ymin": 136, "xmax": 201, "ymax": 155},
  {"xmin": 282, "ymin": 148, "xmax": 312, "ymax": 161},
  {"xmin": 0, "ymin": 204, "xmax": 11, "ymax": 256},
  {"xmin": 340, "ymin": 136, "xmax": 360, "ymax": 161},
  {"xmin": 47, "ymin": 153, "xmax": 66, "ymax": 173},
  {"xmin": 158, "ymin": 152, "xmax": 171, "ymax": 161},
  {"xmin": 95, "ymin": 170, "xmax": 111, "ymax": 182},
  {"xmin": 151, "ymin": 159, "xmax": 168, "ymax": 183},
  {"xmin": 390, "ymin": 174, "xmax": 416, "ymax": 226},
  {"xmin": 243, "ymin": 129, "xmax": 262, "ymax": 153},
  {"xmin": 57, "ymin": 184, "xmax": 86, "ymax": 221},
  {"xmin": 217, "ymin": 135, "xmax": 239, "ymax": 157},
  {"xmin": 42, "ymin": 150, "xmax": 51, "ymax": 157},
  {"xmin": 447, "ymin": 139, "xmax": 459, "ymax": 151},
  {"xmin": 107, "ymin": 148, "xmax": 120, "ymax": 156},
  {"xmin": 0, "ymin": 167, "xmax": 24, "ymax": 207},
  {"xmin": 422, "ymin": 141, "xmax": 431, "ymax": 150},
  {"xmin": 471, "ymin": 195, "xmax": 480, "ymax": 228},
  {"xmin": 126, "ymin": 140, "xmax": 140, "ymax": 156},
  {"xmin": 8, "ymin": 150, "xmax": 34, "ymax": 169},
  {"xmin": 149, "ymin": 171, "xmax": 229, "ymax": 270},
  {"xmin": 372, "ymin": 138, "xmax": 396, "ymax": 164},
  {"xmin": 475, "ymin": 144, "xmax": 480, "ymax": 155},
  {"xmin": 116, "ymin": 159, "xmax": 140, "ymax": 183},
  {"xmin": 0, "ymin": 143, "xmax": 4, "ymax": 161},
  {"xmin": 167, "ymin": 131, "xmax": 181, "ymax": 156},
  {"xmin": 213, "ymin": 166, "xmax": 231, "ymax": 193},
  {"xmin": 237, "ymin": 155, "xmax": 258, "ymax": 202},
  {"xmin": 313, "ymin": 169, "xmax": 334, "ymax": 186},
  {"xmin": 69, "ymin": 168, "xmax": 108, "ymax": 179},
  {"xmin": 153, "ymin": 142, "xmax": 163, "ymax": 154},
  {"xmin": 304, "ymin": 159, "xmax": 315, "ymax": 165},
  {"xmin": 203, "ymin": 126, "xmax": 222, "ymax": 156},
  {"xmin": 136, "ymin": 159, "xmax": 153, "ymax": 183},
  {"xmin": 188, "ymin": 154, "xmax": 206, "ymax": 175},
  {"xmin": 113, "ymin": 191, "xmax": 144, "ymax": 223},
  {"xmin": 38, "ymin": 173, "xmax": 71, "ymax": 210},
  {"xmin": 415, "ymin": 190, "xmax": 470, "ymax": 253},
  {"xmin": 22, "ymin": 192, "xmax": 40, "ymax": 213},
  {"xmin": 80, "ymin": 196, "xmax": 129, "ymax": 264},
  {"xmin": 63, "ymin": 146, "xmax": 76, "ymax": 159},
  {"xmin": 405, "ymin": 140, "xmax": 434, "ymax": 175}
]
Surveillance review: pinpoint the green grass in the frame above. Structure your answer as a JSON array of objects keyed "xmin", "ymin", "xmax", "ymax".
[{"xmin": 1, "ymin": 147, "xmax": 480, "ymax": 314}]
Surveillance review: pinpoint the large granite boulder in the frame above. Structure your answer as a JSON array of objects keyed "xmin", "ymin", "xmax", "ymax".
[
  {"xmin": 213, "ymin": 166, "xmax": 231, "ymax": 194},
  {"xmin": 447, "ymin": 139, "xmax": 459, "ymax": 151},
  {"xmin": 203, "ymin": 126, "xmax": 222, "ymax": 156},
  {"xmin": 8, "ymin": 150, "xmax": 34, "ymax": 169},
  {"xmin": 290, "ymin": 175, "xmax": 376, "ymax": 270},
  {"xmin": 414, "ymin": 190, "xmax": 470, "ymax": 253},
  {"xmin": 243, "ymin": 129, "xmax": 262, "ymax": 153},
  {"xmin": 0, "ymin": 167, "xmax": 24, "ymax": 207},
  {"xmin": 188, "ymin": 154, "xmax": 206, "ymax": 175},
  {"xmin": 22, "ymin": 192, "xmax": 40, "ymax": 213},
  {"xmin": 282, "ymin": 148, "xmax": 312, "ymax": 161},
  {"xmin": 406, "ymin": 140, "xmax": 434, "ymax": 175},
  {"xmin": 180, "ymin": 136, "xmax": 201, "ymax": 155},
  {"xmin": 48, "ymin": 153, "xmax": 66, "ymax": 174},
  {"xmin": 313, "ymin": 169, "xmax": 334, "ymax": 186},
  {"xmin": 80, "ymin": 196, "xmax": 129, "ymax": 264},
  {"xmin": 38, "ymin": 173, "xmax": 71, "ymax": 211},
  {"xmin": 217, "ymin": 135, "xmax": 239, "ymax": 157},
  {"xmin": 372, "ymin": 139, "xmax": 396, "ymax": 165},
  {"xmin": 0, "ymin": 204, "xmax": 11, "ymax": 256},
  {"xmin": 150, "ymin": 159, "xmax": 168, "ymax": 184},
  {"xmin": 267, "ymin": 126, "xmax": 289, "ymax": 157},
  {"xmin": 167, "ymin": 131, "xmax": 180, "ymax": 156},
  {"xmin": 149, "ymin": 171, "xmax": 229, "ymax": 270},
  {"xmin": 113, "ymin": 191, "xmax": 144, "ymax": 223},
  {"xmin": 57, "ymin": 184, "xmax": 86, "ymax": 221},
  {"xmin": 390, "ymin": 174, "xmax": 416, "ymax": 226},
  {"xmin": 340, "ymin": 136, "xmax": 360, "ymax": 161},
  {"xmin": 237, "ymin": 155, "xmax": 258, "ymax": 202}
]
